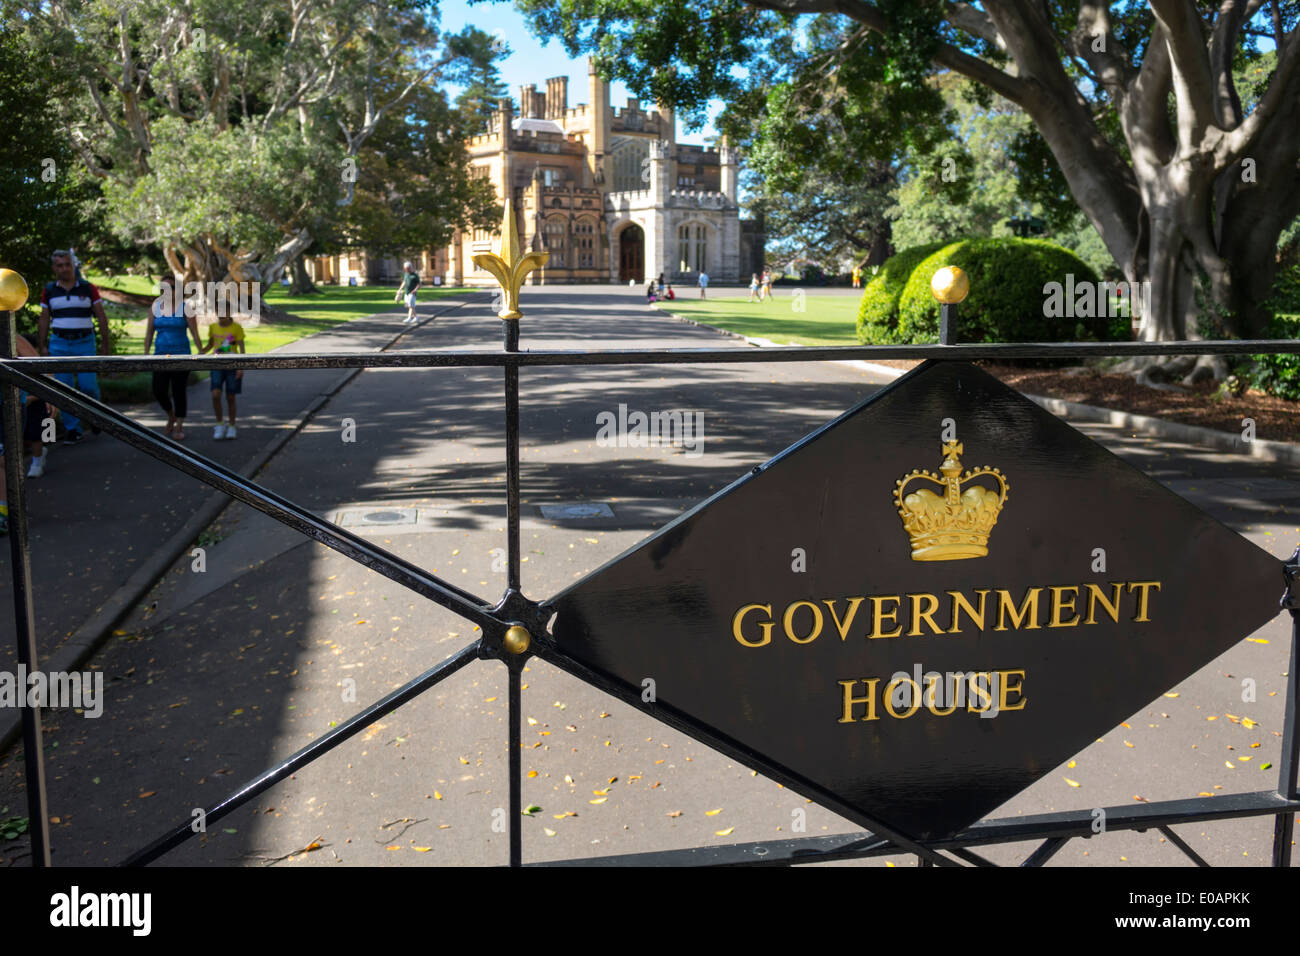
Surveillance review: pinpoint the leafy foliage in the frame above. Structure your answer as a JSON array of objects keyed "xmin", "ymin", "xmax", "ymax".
[
  {"xmin": 856, "ymin": 241, "xmax": 949, "ymax": 344},
  {"xmin": 895, "ymin": 239, "xmax": 1114, "ymax": 345}
]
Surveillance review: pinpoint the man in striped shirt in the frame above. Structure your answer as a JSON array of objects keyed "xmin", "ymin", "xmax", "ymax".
[{"xmin": 38, "ymin": 250, "xmax": 111, "ymax": 444}]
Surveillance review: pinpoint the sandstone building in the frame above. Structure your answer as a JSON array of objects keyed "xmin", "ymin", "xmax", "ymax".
[{"xmin": 309, "ymin": 60, "xmax": 763, "ymax": 287}]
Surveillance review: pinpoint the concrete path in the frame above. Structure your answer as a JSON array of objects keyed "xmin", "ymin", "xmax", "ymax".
[{"xmin": 1, "ymin": 284, "xmax": 1295, "ymax": 868}]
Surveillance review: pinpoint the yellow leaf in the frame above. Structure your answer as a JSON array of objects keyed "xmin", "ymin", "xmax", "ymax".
[
  {"xmin": 433, "ymin": 791, "xmax": 443, "ymax": 800},
  {"xmin": 589, "ymin": 797, "xmax": 607, "ymax": 805},
  {"xmin": 1197, "ymin": 792, "xmax": 1215, "ymax": 797},
  {"xmin": 1225, "ymin": 761, "xmax": 1235, "ymax": 769},
  {"xmin": 1164, "ymin": 692, "xmax": 1179, "ymax": 698},
  {"xmin": 1250, "ymin": 742, "xmax": 1261, "ymax": 748},
  {"xmin": 527, "ymin": 770, "xmax": 538, "ymax": 778},
  {"xmin": 1242, "ymin": 718, "xmax": 1256, "ymax": 729},
  {"xmin": 608, "ymin": 777, "xmax": 618, "ymax": 784},
  {"xmin": 386, "ymin": 845, "xmax": 401, "ymax": 850},
  {"xmin": 527, "ymin": 717, "xmax": 538, "ymax": 726},
  {"xmin": 459, "ymin": 757, "xmax": 469, "ymax": 764},
  {"xmin": 1238, "ymin": 756, "xmax": 1251, "ymax": 761},
  {"xmin": 1123, "ymin": 741, "xmax": 1134, "ymax": 748},
  {"xmin": 564, "ymin": 775, "xmax": 574, "ymax": 785},
  {"xmin": 593, "ymin": 788, "xmax": 609, "ymax": 796},
  {"xmin": 705, "ymin": 808, "xmax": 723, "ymax": 816},
  {"xmin": 1066, "ymin": 760, "xmax": 1076, "ymax": 768},
  {"xmin": 438, "ymin": 824, "xmax": 451, "ymax": 829},
  {"xmin": 304, "ymin": 842, "xmax": 321, "ymax": 852},
  {"xmin": 1064, "ymin": 778, "xmax": 1080, "ymax": 788},
  {"xmin": 629, "ymin": 775, "xmax": 642, "ymax": 781},
  {"xmin": 552, "ymin": 811, "xmax": 577, "ymax": 819},
  {"xmin": 543, "ymin": 828, "xmax": 557, "ymax": 837},
  {"xmin": 1120, "ymin": 722, "xmax": 1131, "ymax": 728},
  {"xmin": 715, "ymin": 827, "xmax": 735, "ymax": 836},
  {"xmin": 1246, "ymin": 637, "xmax": 1269, "ymax": 644},
  {"xmin": 484, "ymin": 697, "xmax": 497, "ymax": 703},
  {"xmin": 413, "ymin": 847, "xmax": 433, "ymax": 852},
  {"xmin": 1207, "ymin": 715, "xmax": 1218, "ymax": 721}
]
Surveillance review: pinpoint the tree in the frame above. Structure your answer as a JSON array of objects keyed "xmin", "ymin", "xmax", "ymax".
[
  {"xmin": 18, "ymin": 0, "xmax": 501, "ymax": 297},
  {"xmin": 515, "ymin": 0, "xmax": 1300, "ymax": 381}
]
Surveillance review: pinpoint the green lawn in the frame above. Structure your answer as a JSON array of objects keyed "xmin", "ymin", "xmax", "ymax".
[
  {"xmin": 658, "ymin": 292, "xmax": 861, "ymax": 346},
  {"xmin": 83, "ymin": 277, "xmax": 468, "ymax": 402}
]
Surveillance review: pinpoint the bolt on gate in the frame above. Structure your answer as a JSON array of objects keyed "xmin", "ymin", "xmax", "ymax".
[{"xmin": 1, "ymin": 247, "xmax": 1299, "ymax": 868}]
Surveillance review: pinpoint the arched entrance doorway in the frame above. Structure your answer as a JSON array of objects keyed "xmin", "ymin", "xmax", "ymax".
[{"xmin": 617, "ymin": 223, "xmax": 644, "ymax": 283}]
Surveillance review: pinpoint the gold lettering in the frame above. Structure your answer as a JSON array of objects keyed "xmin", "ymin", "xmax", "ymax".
[
  {"xmin": 1127, "ymin": 581, "xmax": 1161, "ymax": 622},
  {"xmin": 884, "ymin": 677, "xmax": 921, "ymax": 719},
  {"xmin": 838, "ymin": 679, "xmax": 879, "ymax": 722},
  {"xmin": 966, "ymin": 672, "xmax": 994, "ymax": 712},
  {"xmin": 995, "ymin": 588, "xmax": 1042, "ymax": 631},
  {"xmin": 1049, "ymin": 586, "xmax": 1080, "ymax": 628},
  {"xmin": 907, "ymin": 593, "xmax": 944, "ymax": 636},
  {"xmin": 782, "ymin": 601, "xmax": 823, "ymax": 644},
  {"xmin": 947, "ymin": 589, "xmax": 988, "ymax": 633},
  {"xmin": 867, "ymin": 595, "xmax": 903, "ymax": 639},
  {"xmin": 1083, "ymin": 582, "xmax": 1123, "ymax": 624},
  {"xmin": 823, "ymin": 597, "xmax": 865, "ymax": 641},
  {"xmin": 924, "ymin": 673, "xmax": 958, "ymax": 716},
  {"xmin": 732, "ymin": 603, "xmax": 773, "ymax": 648},
  {"xmin": 996, "ymin": 668, "xmax": 1027, "ymax": 711}
]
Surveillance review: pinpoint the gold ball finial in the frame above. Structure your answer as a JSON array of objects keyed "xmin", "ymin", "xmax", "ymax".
[
  {"xmin": 930, "ymin": 266, "xmax": 969, "ymax": 304},
  {"xmin": 0, "ymin": 269, "xmax": 30, "ymax": 312},
  {"xmin": 502, "ymin": 625, "xmax": 531, "ymax": 655}
]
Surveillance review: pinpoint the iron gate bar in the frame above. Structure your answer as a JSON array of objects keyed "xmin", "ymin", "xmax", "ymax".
[
  {"xmin": 1, "ymin": 319, "xmax": 51, "ymax": 865},
  {"xmin": 3, "ymin": 326, "xmax": 1298, "ymax": 868},
  {"xmin": 1020, "ymin": 837, "xmax": 1069, "ymax": 867},
  {"xmin": 122, "ymin": 639, "xmax": 481, "ymax": 866},
  {"xmin": 0, "ymin": 364, "xmax": 499, "ymax": 632},
  {"xmin": 1274, "ymin": 558, "xmax": 1300, "ymax": 866},
  {"xmin": 524, "ymin": 629, "xmax": 958, "ymax": 866},
  {"xmin": 543, "ymin": 790, "xmax": 1300, "ymax": 866},
  {"xmin": 1159, "ymin": 825, "xmax": 1211, "ymax": 867},
  {"xmin": 9, "ymin": 338, "xmax": 1300, "ymax": 376}
]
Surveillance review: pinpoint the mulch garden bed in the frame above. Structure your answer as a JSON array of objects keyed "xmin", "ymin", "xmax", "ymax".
[{"xmin": 858, "ymin": 358, "xmax": 1299, "ymax": 445}]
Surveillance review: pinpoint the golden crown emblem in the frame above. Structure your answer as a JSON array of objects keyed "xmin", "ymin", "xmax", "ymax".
[{"xmin": 894, "ymin": 440, "xmax": 1009, "ymax": 561}]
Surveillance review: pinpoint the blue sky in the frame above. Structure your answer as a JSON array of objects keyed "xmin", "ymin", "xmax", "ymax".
[{"xmin": 439, "ymin": 0, "xmax": 723, "ymax": 145}]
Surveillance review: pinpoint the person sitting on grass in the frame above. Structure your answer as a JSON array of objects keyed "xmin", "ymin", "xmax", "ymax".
[{"xmin": 200, "ymin": 313, "xmax": 245, "ymax": 440}]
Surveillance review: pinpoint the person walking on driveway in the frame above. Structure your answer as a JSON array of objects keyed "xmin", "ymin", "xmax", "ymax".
[
  {"xmin": 144, "ymin": 275, "xmax": 203, "ymax": 440},
  {"xmin": 697, "ymin": 271, "xmax": 709, "ymax": 298},
  {"xmin": 38, "ymin": 249, "xmax": 110, "ymax": 445},
  {"xmin": 201, "ymin": 314, "xmax": 246, "ymax": 440},
  {"xmin": 395, "ymin": 262, "xmax": 421, "ymax": 323}
]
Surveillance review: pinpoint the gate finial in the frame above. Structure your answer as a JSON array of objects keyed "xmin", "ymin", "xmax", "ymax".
[{"xmin": 473, "ymin": 199, "xmax": 549, "ymax": 320}]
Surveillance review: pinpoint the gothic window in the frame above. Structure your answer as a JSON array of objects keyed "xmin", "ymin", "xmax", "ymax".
[
  {"xmin": 677, "ymin": 223, "xmax": 710, "ymax": 273},
  {"xmin": 574, "ymin": 218, "xmax": 596, "ymax": 268},
  {"xmin": 544, "ymin": 217, "xmax": 567, "ymax": 268}
]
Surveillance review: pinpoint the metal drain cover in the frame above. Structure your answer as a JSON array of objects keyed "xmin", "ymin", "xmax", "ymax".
[
  {"xmin": 335, "ymin": 507, "xmax": 419, "ymax": 527},
  {"xmin": 539, "ymin": 503, "xmax": 615, "ymax": 519}
]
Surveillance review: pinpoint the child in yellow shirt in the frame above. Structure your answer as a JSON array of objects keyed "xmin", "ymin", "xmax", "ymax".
[{"xmin": 200, "ymin": 315, "xmax": 246, "ymax": 439}]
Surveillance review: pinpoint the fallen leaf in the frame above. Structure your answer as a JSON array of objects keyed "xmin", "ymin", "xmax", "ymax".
[
  {"xmin": 1164, "ymin": 692, "xmax": 1179, "ymax": 698},
  {"xmin": 527, "ymin": 717, "xmax": 538, "ymax": 726},
  {"xmin": 705, "ymin": 808, "xmax": 723, "ymax": 816},
  {"xmin": 527, "ymin": 770, "xmax": 538, "ymax": 778},
  {"xmin": 593, "ymin": 788, "xmax": 609, "ymax": 796},
  {"xmin": 553, "ymin": 811, "xmax": 577, "ymax": 819},
  {"xmin": 1246, "ymin": 638, "xmax": 1269, "ymax": 644},
  {"xmin": 715, "ymin": 827, "xmax": 735, "ymax": 836},
  {"xmin": 608, "ymin": 777, "xmax": 618, "ymax": 785},
  {"xmin": 667, "ymin": 811, "xmax": 682, "ymax": 818},
  {"xmin": 522, "ymin": 804, "xmax": 542, "ymax": 815},
  {"xmin": 1242, "ymin": 717, "xmax": 1257, "ymax": 729},
  {"xmin": 1123, "ymin": 741, "xmax": 1134, "ymax": 748},
  {"xmin": 649, "ymin": 782, "xmax": 660, "ymax": 789},
  {"xmin": 1261, "ymin": 762, "xmax": 1273, "ymax": 770},
  {"xmin": 563, "ymin": 775, "xmax": 574, "ymax": 785},
  {"xmin": 138, "ymin": 791, "xmax": 156, "ymax": 799},
  {"xmin": 589, "ymin": 797, "xmax": 607, "ymax": 805},
  {"xmin": 1066, "ymin": 760, "xmax": 1076, "ymax": 769},
  {"xmin": 438, "ymin": 824, "xmax": 451, "ymax": 829},
  {"xmin": 386, "ymin": 845, "xmax": 401, "ymax": 851},
  {"xmin": 413, "ymin": 847, "xmax": 433, "ymax": 852},
  {"xmin": 1225, "ymin": 761, "xmax": 1235, "ymax": 769},
  {"xmin": 543, "ymin": 828, "xmax": 557, "ymax": 837},
  {"xmin": 1064, "ymin": 778, "xmax": 1080, "ymax": 788},
  {"xmin": 434, "ymin": 791, "xmax": 442, "ymax": 800},
  {"xmin": 459, "ymin": 757, "xmax": 469, "ymax": 764}
]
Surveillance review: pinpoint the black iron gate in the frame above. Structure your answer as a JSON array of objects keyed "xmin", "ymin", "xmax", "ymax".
[{"xmin": 2, "ymin": 302, "xmax": 1299, "ymax": 867}]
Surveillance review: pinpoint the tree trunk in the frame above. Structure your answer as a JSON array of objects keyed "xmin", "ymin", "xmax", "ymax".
[{"xmin": 289, "ymin": 253, "xmax": 320, "ymax": 294}]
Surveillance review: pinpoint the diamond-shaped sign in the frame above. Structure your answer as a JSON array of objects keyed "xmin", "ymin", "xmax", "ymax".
[{"xmin": 547, "ymin": 361, "xmax": 1283, "ymax": 841}]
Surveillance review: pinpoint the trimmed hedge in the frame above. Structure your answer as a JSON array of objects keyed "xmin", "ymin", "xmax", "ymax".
[
  {"xmin": 896, "ymin": 238, "xmax": 1125, "ymax": 344},
  {"xmin": 855, "ymin": 241, "xmax": 949, "ymax": 344}
]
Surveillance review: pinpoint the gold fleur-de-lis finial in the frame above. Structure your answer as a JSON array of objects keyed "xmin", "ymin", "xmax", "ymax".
[{"xmin": 472, "ymin": 199, "xmax": 549, "ymax": 319}]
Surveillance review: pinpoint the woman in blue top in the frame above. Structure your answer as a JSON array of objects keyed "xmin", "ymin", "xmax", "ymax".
[{"xmin": 144, "ymin": 275, "xmax": 203, "ymax": 440}]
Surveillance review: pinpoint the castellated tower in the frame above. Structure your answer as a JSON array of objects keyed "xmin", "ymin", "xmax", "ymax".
[{"xmin": 424, "ymin": 57, "xmax": 755, "ymax": 287}]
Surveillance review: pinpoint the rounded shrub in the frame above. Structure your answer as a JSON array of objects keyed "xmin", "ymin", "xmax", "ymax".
[
  {"xmin": 856, "ymin": 241, "xmax": 950, "ymax": 344},
  {"xmin": 896, "ymin": 238, "xmax": 1118, "ymax": 344}
]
